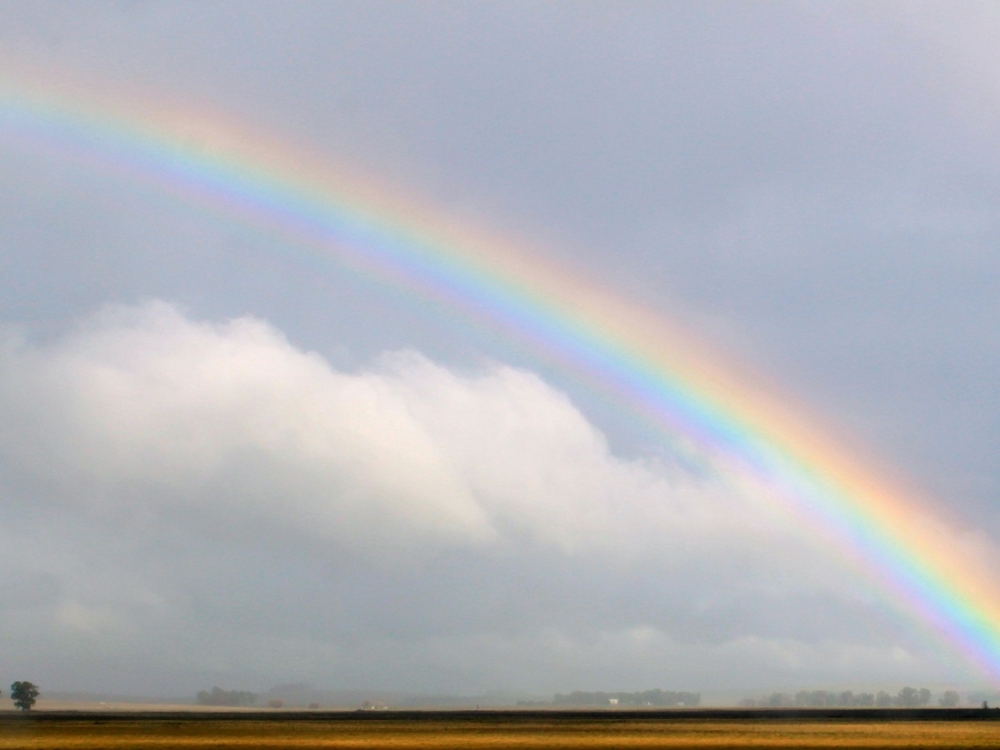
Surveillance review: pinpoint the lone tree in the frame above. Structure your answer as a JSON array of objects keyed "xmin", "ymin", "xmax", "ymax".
[
  {"xmin": 940, "ymin": 690, "xmax": 961, "ymax": 708},
  {"xmin": 10, "ymin": 681, "xmax": 39, "ymax": 711}
]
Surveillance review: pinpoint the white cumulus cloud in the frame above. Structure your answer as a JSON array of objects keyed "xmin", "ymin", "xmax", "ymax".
[{"xmin": 0, "ymin": 301, "xmax": 764, "ymax": 560}]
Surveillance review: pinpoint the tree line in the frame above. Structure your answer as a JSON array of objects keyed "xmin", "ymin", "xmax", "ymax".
[
  {"xmin": 552, "ymin": 690, "xmax": 701, "ymax": 707},
  {"xmin": 195, "ymin": 687, "xmax": 258, "ymax": 707},
  {"xmin": 740, "ymin": 687, "xmax": 961, "ymax": 708}
]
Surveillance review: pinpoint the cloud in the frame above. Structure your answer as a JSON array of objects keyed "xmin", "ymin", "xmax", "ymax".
[
  {"xmin": 0, "ymin": 300, "xmax": 759, "ymax": 561},
  {"xmin": 0, "ymin": 301, "xmax": 974, "ymax": 692}
]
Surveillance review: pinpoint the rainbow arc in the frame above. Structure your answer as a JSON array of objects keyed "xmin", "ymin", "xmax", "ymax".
[{"xmin": 2, "ymin": 73, "xmax": 998, "ymax": 681}]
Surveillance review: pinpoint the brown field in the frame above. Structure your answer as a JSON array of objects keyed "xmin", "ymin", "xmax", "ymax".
[{"xmin": 3, "ymin": 713, "xmax": 1000, "ymax": 749}]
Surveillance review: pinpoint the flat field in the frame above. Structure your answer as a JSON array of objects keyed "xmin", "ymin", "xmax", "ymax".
[{"xmin": 3, "ymin": 710, "xmax": 1000, "ymax": 749}]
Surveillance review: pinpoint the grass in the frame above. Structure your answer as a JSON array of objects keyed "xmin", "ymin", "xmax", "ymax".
[{"xmin": 3, "ymin": 715, "xmax": 1000, "ymax": 749}]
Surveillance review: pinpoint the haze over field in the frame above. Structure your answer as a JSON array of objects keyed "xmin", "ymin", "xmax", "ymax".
[{"xmin": 2, "ymin": 2, "xmax": 1000, "ymax": 697}]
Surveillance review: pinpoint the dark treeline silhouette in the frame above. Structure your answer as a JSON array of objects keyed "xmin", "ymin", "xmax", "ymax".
[
  {"xmin": 553, "ymin": 689, "xmax": 700, "ymax": 707},
  {"xmin": 740, "ymin": 687, "xmax": 940, "ymax": 708},
  {"xmin": 195, "ymin": 687, "xmax": 258, "ymax": 707}
]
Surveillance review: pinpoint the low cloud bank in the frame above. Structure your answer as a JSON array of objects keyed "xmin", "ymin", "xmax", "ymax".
[{"xmin": 0, "ymin": 302, "xmax": 964, "ymax": 693}]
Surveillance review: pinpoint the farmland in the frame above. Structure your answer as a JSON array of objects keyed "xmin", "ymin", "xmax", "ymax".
[{"xmin": 2, "ymin": 710, "xmax": 1000, "ymax": 749}]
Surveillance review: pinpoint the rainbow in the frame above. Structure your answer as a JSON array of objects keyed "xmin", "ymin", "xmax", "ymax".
[{"xmin": 2, "ymin": 69, "xmax": 999, "ymax": 682}]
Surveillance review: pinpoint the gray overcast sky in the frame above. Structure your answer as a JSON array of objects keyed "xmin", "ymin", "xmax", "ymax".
[{"xmin": 1, "ymin": 2, "xmax": 999, "ymax": 700}]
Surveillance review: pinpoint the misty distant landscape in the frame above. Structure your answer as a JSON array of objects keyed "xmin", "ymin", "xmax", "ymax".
[{"xmin": 25, "ymin": 684, "xmax": 984, "ymax": 712}]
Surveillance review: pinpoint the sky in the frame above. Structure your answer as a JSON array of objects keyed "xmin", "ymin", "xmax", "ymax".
[{"xmin": 1, "ymin": 2, "xmax": 1000, "ymax": 700}]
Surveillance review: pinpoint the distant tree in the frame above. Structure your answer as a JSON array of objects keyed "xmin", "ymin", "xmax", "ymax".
[
  {"xmin": 896, "ymin": 687, "xmax": 932, "ymax": 708},
  {"xmin": 793, "ymin": 690, "xmax": 835, "ymax": 708},
  {"xmin": 939, "ymin": 690, "xmax": 961, "ymax": 708},
  {"xmin": 876, "ymin": 690, "xmax": 893, "ymax": 707},
  {"xmin": 10, "ymin": 682, "xmax": 39, "ymax": 711}
]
